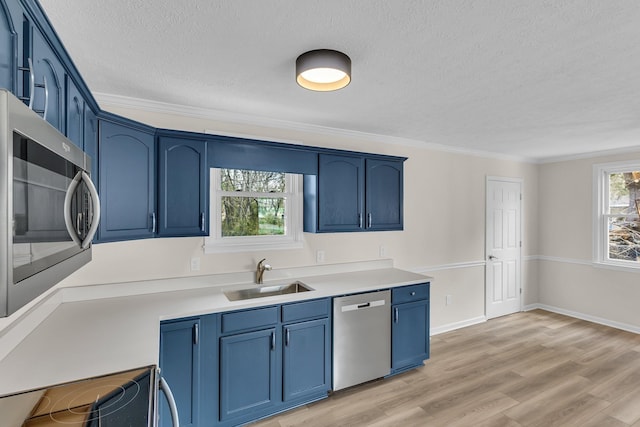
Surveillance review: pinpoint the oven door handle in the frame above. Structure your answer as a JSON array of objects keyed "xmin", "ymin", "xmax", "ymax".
[
  {"xmin": 80, "ymin": 171, "xmax": 100, "ymax": 249},
  {"xmin": 63, "ymin": 171, "xmax": 101, "ymax": 249},
  {"xmin": 63, "ymin": 172, "xmax": 83, "ymax": 247},
  {"xmin": 159, "ymin": 375, "xmax": 180, "ymax": 427}
]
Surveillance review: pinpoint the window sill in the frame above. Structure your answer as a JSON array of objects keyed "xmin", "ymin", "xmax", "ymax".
[{"xmin": 203, "ymin": 238, "xmax": 303, "ymax": 254}]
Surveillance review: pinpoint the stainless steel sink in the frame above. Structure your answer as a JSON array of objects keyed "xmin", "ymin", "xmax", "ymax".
[{"xmin": 224, "ymin": 281, "xmax": 314, "ymax": 301}]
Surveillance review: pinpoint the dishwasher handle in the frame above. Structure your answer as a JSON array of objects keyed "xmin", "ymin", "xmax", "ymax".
[{"xmin": 339, "ymin": 298, "xmax": 386, "ymax": 313}]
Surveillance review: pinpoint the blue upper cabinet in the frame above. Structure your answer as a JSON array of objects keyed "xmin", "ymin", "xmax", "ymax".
[
  {"xmin": 65, "ymin": 75, "xmax": 84, "ymax": 148},
  {"xmin": 0, "ymin": 0, "xmax": 16, "ymax": 92},
  {"xmin": 84, "ymin": 104, "xmax": 98, "ymax": 178},
  {"xmin": 317, "ymin": 154, "xmax": 365, "ymax": 232},
  {"xmin": 158, "ymin": 136, "xmax": 208, "ymax": 237},
  {"xmin": 365, "ymin": 158, "xmax": 403, "ymax": 231},
  {"xmin": 29, "ymin": 26, "xmax": 64, "ymax": 132},
  {"xmin": 305, "ymin": 153, "xmax": 405, "ymax": 233},
  {"xmin": 98, "ymin": 118, "xmax": 156, "ymax": 242}
]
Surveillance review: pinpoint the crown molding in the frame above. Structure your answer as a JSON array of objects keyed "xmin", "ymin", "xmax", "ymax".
[
  {"xmin": 94, "ymin": 92, "xmax": 536, "ymax": 164},
  {"xmin": 539, "ymin": 145, "xmax": 640, "ymax": 164}
]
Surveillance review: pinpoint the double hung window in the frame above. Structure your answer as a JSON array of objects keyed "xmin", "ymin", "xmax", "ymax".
[
  {"xmin": 205, "ymin": 168, "xmax": 303, "ymax": 253},
  {"xmin": 594, "ymin": 161, "xmax": 640, "ymax": 268}
]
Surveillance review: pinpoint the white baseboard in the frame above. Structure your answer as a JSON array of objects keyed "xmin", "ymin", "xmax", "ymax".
[
  {"xmin": 431, "ymin": 315, "xmax": 487, "ymax": 336},
  {"xmin": 524, "ymin": 303, "xmax": 640, "ymax": 334}
]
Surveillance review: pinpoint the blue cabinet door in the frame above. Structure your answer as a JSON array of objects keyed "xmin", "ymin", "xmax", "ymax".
[
  {"xmin": 0, "ymin": 0, "xmax": 16, "ymax": 92},
  {"xmin": 30, "ymin": 27, "xmax": 64, "ymax": 132},
  {"xmin": 219, "ymin": 328, "xmax": 278, "ymax": 422},
  {"xmin": 84, "ymin": 105, "xmax": 98, "ymax": 178},
  {"xmin": 158, "ymin": 137, "xmax": 208, "ymax": 237},
  {"xmin": 159, "ymin": 319, "xmax": 200, "ymax": 427},
  {"xmin": 366, "ymin": 158, "xmax": 403, "ymax": 231},
  {"xmin": 317, "ymin": 154, "xmax": 364, "ymax": 232},
  {"xmin": 282, "ymin": 318, "xmax": 330, "ymax": 402},
  {"xmin": 98, "ymin": 119, "xmax": 156, "ymax": 241},
  {"xmin": 65, "ymin": 75, "xmax": 83, "ymax": 148},
  {"xmin": 391, "ymin": 300, "xmax": 430, "ymax": 373}
]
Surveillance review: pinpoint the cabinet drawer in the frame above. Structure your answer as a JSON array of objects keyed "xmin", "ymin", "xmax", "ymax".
[
  {"xmin": 392, "ymin": 283, "xmax": 430, "ymax": 304},
  {"xmin": 221, "ymin": 306, "xmax": 279, "ymax": 334},
  {"xmin": 282, "ymin": 298, "xmax": 330, "ymax": 323}
]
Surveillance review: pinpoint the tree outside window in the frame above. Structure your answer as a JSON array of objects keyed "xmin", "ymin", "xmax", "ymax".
[
  {"xmin": 220, "ymin": 169, "xmax": 286, "ymax": 237},
  {"xmin": 607, "ymin": 171, "xmax": 640, "ymax": 262}
]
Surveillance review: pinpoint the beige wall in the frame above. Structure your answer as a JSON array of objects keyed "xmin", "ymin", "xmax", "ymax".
[
  {"xmin": 60, "ymin": 106, "xmax": 540, "ymax": 331},
  {"xmin": 538, "ymin": 150, "xmax": 640, "ymax": 330}
]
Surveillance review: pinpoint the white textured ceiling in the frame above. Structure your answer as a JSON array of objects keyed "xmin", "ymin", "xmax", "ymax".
[{"xmin": 39, "ymin": 0, "xmax": 640, "ymax": 161}]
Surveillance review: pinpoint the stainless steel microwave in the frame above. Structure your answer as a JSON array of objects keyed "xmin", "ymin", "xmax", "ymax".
[{"xmin": 1, "ymin": 89, "xmax": 100, "ymax": 317}]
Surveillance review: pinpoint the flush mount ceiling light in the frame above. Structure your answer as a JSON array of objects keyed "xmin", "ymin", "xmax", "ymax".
[{"xmin": 296, "ymin": 49, "xmax": 351, "ymax": 91}]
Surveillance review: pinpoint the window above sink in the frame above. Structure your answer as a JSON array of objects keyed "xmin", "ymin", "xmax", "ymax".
[{"xmin": 204, "ymin": 168, "xmax": 304, "ymax": 253}]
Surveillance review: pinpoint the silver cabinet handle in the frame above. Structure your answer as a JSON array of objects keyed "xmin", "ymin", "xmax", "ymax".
[
  {"xmin": 151, "ymin": 212, "xmax": 157, "ymax": 233},
  {"xmin": 367, "ymin": 213, "xmax": 372, "ymax": 228},
  {"xmin": 358, "ymin": 213, "xmax": 362, "ymax": 228},
  {"xmin": 200, "ymin": 212, "xmax": 205, "ymax": 232},
  {"xmin": 42, "ymin": 75, "xmax": 49, "ymax": 120},
  {"xmin": 271, "ymin": 331, "xmax": 276, "ymax": 350},
  {"xmin": 193, "ymin": 323, "xmax": 199, "ymax": 345},
  {"xmin": 394, "ymin": 307, "xmax": 399, "ymax": 323},
  {"xmin": 285, "ymin": 328, "xmax": 290, "ymax": 346}
]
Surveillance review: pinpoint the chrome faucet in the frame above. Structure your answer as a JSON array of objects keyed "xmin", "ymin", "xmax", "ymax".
[{"xmin": 256, "ymin": 258, "xmax": 272, "ymax": 284}]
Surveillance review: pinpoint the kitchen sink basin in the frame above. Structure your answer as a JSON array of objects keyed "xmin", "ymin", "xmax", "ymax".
[{"xmin": 224, "ymin": 281, "xmax": 314, "ymax": 301}]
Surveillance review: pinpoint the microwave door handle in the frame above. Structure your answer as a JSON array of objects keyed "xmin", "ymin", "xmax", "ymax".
[
  {"xmin": 80, "ymin": 171, "xmax": 101, "ymax": 249},
  {"xmin": 159, "ymin": 375, "xmax": 180, "ymax": 427},
  {"xmin": 63, "ymin": 172, "xmax": 83, "ymax": 247},
  {"xmin": 27, "ymin": 58, "xmax": 35, "ymax": 110}
]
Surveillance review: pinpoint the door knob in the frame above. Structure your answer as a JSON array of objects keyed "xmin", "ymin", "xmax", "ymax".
[{"xmin": 488, "ymin": 255, "xmax": 498, "ymax": 260}]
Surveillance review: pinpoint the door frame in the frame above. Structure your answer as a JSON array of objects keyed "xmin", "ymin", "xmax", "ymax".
[{"xmin": 485, "ymin": 176, "xmax": 523, "ymax": 318}]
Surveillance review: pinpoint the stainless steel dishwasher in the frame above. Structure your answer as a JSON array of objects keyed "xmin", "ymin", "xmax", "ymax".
[{"xmin": 333, "ymin": 290, "xmax": 391, "ymax": 391}]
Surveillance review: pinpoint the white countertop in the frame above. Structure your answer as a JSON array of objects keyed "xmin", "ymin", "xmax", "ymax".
[{"xmin": 0, "ymin": 260, "xmax": 430, "ymax": 396}]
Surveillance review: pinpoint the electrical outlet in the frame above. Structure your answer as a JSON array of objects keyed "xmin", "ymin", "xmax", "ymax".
[
  {"xmin": 446, "ymin": 294, "xmax": 452, "ymax": 306},
  {"xmin": 190, "ymin": 257, "xmax": 201, "ymax": 271},
  {"xmin": 379, "ymin": 245, "xmax": 387, "ymax": 257},
  {"xmin": 316, "ymin": 250, "xmax": 325, "ymax": 263}
]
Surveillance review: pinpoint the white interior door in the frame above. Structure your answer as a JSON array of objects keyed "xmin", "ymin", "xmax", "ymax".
[{"xmin": 486, "ymin": 178, "xmax": 522, "ymax": 319}]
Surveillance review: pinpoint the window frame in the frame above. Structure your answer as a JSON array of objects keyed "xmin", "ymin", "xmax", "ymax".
[
  {"xmin": 593, "ymin": 160, "xmax": 640, "ymax": 271},
  {"xmin": 204, "ymin": 168, "xmax": 304, "ymax": 253}
]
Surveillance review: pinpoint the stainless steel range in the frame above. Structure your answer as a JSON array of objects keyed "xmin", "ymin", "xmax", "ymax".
[{"xmin": 0, "ymin": 366, "xmax": 178, "ymax": 427}]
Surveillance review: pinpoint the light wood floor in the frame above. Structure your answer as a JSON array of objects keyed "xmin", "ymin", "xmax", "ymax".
[{"xmin": 250, "ymin": 309, "xmax": 640, "ymax": 427}]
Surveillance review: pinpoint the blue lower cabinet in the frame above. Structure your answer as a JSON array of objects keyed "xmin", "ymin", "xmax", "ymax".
[
  {"xmin": 159, "ymin": 319, "xmax": 200, "ymax": 427},
  {"xmin": 219, "ymin": 328, "xmax": 278, "ymax": 423},
  {"xmin": 282, "ymin": 318, "xmax": 331, "ymax": 402},
  {"xmin": 159, "ymin": 316, "xmax": 217, "ymax": 427},
  {"xmin": 161, "ymin": 298, "xmax": 334, "ymax": 426},
  {"xmin": 390, "ymin": 284, "xmax": 430, "ymax": 375}
]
